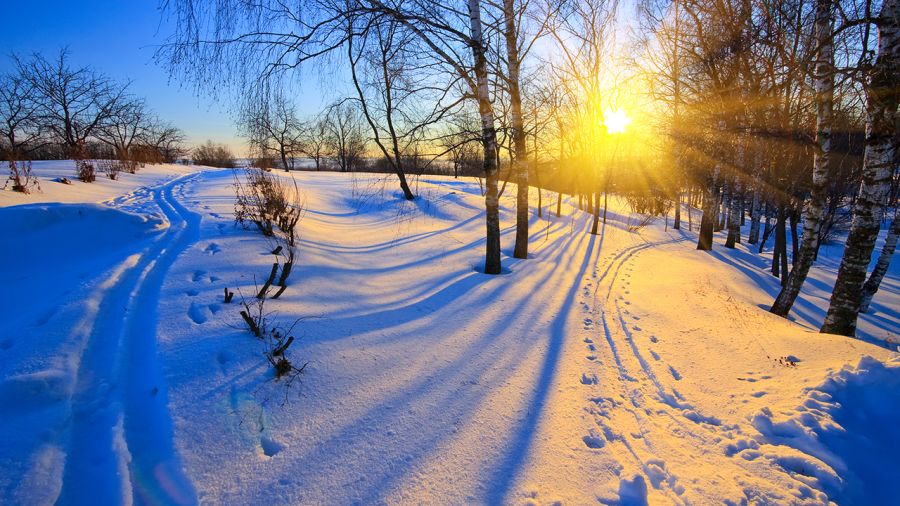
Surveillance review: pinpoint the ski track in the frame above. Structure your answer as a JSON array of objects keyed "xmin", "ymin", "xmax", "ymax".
[
  {"xmin": 575, "ymin": 231, "xmax": 837, "ymax": 504},
  {"xmin": 56, "ymin": 174, "xmax": 201, "ymax": 506},
  {"xmin": 581, "ymin": 233, "xmax": 745, "ymax": 503}
]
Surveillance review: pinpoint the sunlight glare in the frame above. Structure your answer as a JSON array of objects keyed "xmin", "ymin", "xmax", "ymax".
[{"xmin": 603, "ymin": 108, "xmax": 632, "ymax": 135}]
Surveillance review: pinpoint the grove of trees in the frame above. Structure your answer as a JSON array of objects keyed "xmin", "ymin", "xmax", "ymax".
[
  {"xmin": 157, "ymin": 0, "xmax": 897, "ymax": 335},
  {"xmin": 1, "ymin": 50, "xmax": 187, "ymax": 189}
]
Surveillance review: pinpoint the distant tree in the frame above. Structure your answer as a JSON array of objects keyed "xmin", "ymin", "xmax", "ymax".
[
  {"xmin": 241, "ymin": 93, "xmax": 302, "ymax": 171},
  {"xmin": 15, "ymin": 50, "xmax": 129, "ymax": 157},
  {"xmin": 145, "ymin": 121, "xmax": 188, "ymax": 163},
  {"xmin": 96, "ymin": 97, "xmax": 152, "ymax": 172},
  {"xmin": 325, "ymin": 102, "xmax": 367, "ymax": 172},
  {"xmin": 194, "ymin": 140, "xmax": 236, "ymax": 168},
  {"xmin": 297, "ymin": 115, "xmax": 331, "ymax": 171}
]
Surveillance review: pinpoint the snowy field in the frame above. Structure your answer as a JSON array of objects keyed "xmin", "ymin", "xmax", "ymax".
[{"xmin": 1, "ymin": 164, "xmax": 898, "ymax": 505}]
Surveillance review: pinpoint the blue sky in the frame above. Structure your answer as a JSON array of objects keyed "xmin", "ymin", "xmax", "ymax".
[{"xmin": 1, "ymin": 1, "xmax": 247, "ymax": 152}]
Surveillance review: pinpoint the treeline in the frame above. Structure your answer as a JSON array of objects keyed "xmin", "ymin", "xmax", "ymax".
[
  {"xmin": 240, "ymin": 96, "xmax": 484, "ymax": 179},
  {"xmin": 0, "ymin": 50, "xmax": 187, "ymax": 190}
]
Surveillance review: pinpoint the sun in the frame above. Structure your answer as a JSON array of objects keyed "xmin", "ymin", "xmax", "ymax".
[{"xmin": 603, "ymin": 108, "xmax": 632, "ymax": 134}]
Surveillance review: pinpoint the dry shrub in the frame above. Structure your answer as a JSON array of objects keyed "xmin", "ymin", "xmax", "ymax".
[
  {"xmin": 96, "ymin": 159, "xmax": 124, "ymax": 180},
  {"xmin": 5, "ymin": 159, "xmax": 40, "ymax": 193},
  {"xmin": 234, "ymin": 168, "xmax": 303, "ymax": 245},
  {"xmin": 194, "ymin": 140, "xmax": 235, "ymax": 168},
  {"xmin": 75, "ymin": 159, "xmax": 95, "ymax": 182}
]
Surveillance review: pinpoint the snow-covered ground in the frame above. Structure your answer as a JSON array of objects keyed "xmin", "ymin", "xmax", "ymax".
[{"xmin": 0, "ymin": 166, "xmax": 897, "ymax": 505}]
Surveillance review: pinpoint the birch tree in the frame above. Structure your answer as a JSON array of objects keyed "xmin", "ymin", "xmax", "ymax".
[
  {"xmin": 770, "ymin": 0, "xmax": 836, "ymax": 316},
  {"xmin": 822, "ymin": 0, "xmax": 899, "ymax": 335}
]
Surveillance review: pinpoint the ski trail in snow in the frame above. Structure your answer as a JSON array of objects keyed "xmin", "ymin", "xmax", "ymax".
[
  {"xmin": 578, "ymin": 234, "xmax": 748, "ymax": 503},
  {"xmin": 576, "ymin": 232, "xmax": 831, "ymax": 503},
  {"xmin": 57, "ymin": 174, "xmax": 200, "ymax": 506}
]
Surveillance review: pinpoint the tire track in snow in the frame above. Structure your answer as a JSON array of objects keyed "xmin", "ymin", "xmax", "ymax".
[{"xmin": 57, "ymin": 174, "xmax": 200, "ymax": 505}]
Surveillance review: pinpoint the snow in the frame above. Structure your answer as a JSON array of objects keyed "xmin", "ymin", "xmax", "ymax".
[
  {"xmin": 0, "ymin": 160, "xmax": 196, "ymax": 207},
  {"xmin": 0, "ymin": 166, "xmax": 898, "ymax": 504}
]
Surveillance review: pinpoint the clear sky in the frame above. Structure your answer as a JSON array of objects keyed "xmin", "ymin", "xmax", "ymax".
[{"xmin": 0, "ymin": 1, "xmax": 245, "ymax": 152}]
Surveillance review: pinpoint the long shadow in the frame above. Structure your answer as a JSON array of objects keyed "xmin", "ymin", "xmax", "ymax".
[
  {"xmin": 704, "ymin": 246, "xmax": 896, "ymax": 349},
  {"xmin": 485, "ymin": 229, "xmax": 600, "ymax": 503},
  {"xmin": 258, "ymin": 213, "xmax": 596, "ymax": 504}
]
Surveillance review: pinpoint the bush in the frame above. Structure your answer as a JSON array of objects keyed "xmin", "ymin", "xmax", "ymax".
[
  {"xmin": 75, "ymin": 159, "xmax": 95, "ymax": 182},
  {"xmin": 234, "ymin": 168, "xmax": 303, "ymax": 245},
  {"xmin": 5, "ymin": 159, "xmax": 40, "ymax": 193},
  {"xmin": 193, "ymin": 140, "xmax": 235, "ymax": 168}
]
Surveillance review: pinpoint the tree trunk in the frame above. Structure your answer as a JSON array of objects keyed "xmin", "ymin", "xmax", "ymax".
[
  {"xmin": 716, "ymin": 191, "xmax": 726, "ymax": 231},
  {"xmin": 772, "ymin": 210, "xmax": 782, "ymax": 277},
  {"xmin": 673, "ymin": 188, "xmax": 681, "ymax": 230},
  {"xmin": 590, "ymin": 191, "xmax": 600, "ymax": 235},
  {"xmin": 748, "ymin": 182, "xmax": 761, "ymax": 244},
  {"xmin": 687, "ymin": 185, "xmax": 693, "ymax": 231},
  {"xmin": 759, "ymin": 203, "xmax": 773, "ymax": 253},
  {"xmin": 789, "ymin": 208, "xmax": 799, "ymax": 267},
  {"xmin": 861, "ymin": 207, "xmax": 900, "ymax": 312},
  {"xmin": 822, "ymin": 0, "xmax": 898, "ymax": 335},
  {"xmin": 697, "ymin": 176, "xmax": 718, "ymax": 250},
  {"xmin": 467, "ymin": 0, "xmax": 502, "ymax": 274},
  {"xmin": 503, "ymin": 0, "xmax": 529, "ymax": 260},
  {"xmin": 725, "ymin": 179, "xmax": 741, "ymax": 248}
]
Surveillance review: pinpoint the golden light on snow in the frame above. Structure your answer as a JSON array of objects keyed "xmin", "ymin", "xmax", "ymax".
[{"xmin": 603, "ymin": 108, "xmax": 632, "ymax": 135}]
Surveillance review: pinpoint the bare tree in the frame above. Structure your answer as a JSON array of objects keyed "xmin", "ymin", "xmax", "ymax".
[
  {"xmin": 822, "ymin": 0, "xmax": 899, "ymax": 336},
  {"xmin": 241, "ymin": 93, "xmax": 302, "ymax": 171},
  {"xmin": 16, "ymin": 50, "xmax": 129, "ymax": 157},
  {"xmin": 325, "ymin": 101, "xmax": 368, "ymax": 173},
  {"xmin": 0, "ymin": 72, "xmax": 44, "ymax": 192},
  {"xmin": 96, "ymin": 96, "xmax": 152, "ymax": 172},
  {"xmin": 145, "ymin": 121, "xmax": 188, "ymax": 163},
  {"xmin": 297, "ymin": 115, "xmax": 332, "ymax": 170},
  {"xmin": 771, "ymin": 0, "xmax": 837, "ymax": 316}
]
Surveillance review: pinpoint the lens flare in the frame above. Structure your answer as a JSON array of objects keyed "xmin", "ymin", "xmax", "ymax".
[{"xmin": 603, "ymin": 108, "xmax": 631, "ymax": 134}]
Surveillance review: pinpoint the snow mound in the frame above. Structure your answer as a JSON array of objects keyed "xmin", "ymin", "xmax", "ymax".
[{"xmin": 751, "ymin": 355, "xmax": 900, "ymax": 503}]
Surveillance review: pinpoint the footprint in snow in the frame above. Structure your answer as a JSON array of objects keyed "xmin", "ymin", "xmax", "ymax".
[
  {"xmin": 185, "ymin": 289, "xmax": 199, "ymax": 297},
  {"xmin": 204, "ymin": 243, "xmax": 222, "ymax": 255},
  {"xmin": 649, "ymin": 336, "xmax": 658, "ymax": 343},
  {"xmin": 192, "ymin": 270, "xmax": 207, "ymax": 282},
  {"xmin": 260, "ymin": 437, "xmax": 284, "ymax": 458},
  {"xmin": 188, "ymin": 302, "xmax": 208, "ymax": 324},
  {"xmin": 582, "ymin": 432, "xmax": 605, "ymax": 449},
  {"xmin": 581, "ymin": 373, "xmax": 598, "ymax": 385}
]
